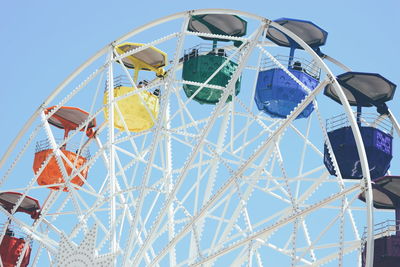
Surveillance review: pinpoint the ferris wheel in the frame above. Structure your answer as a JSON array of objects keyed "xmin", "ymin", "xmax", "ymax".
[{"xmin": 0, "ymin": 9, "xmax": 399, "ymax": 267}]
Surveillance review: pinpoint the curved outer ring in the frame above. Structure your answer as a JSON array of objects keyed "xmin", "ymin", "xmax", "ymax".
[{"xmin": 0, "ymin": 8, "xmax": 375, "ymax": 266}]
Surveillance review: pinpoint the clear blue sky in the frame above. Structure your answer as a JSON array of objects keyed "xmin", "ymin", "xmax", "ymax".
[{"xmin": 0, "ymin": 0, "xmax": 399, "ymax": 155}]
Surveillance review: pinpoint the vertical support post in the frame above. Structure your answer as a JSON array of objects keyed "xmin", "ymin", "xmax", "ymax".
[
  {"xmin": 288, "ymin": 46, "xmax": 295, "ymax": 67},
  {"xmin": 62, "ymin": 129, "xmax": 70, "ymax": 150},
  {"xmin": 357, "ymin": 105, "xmax": 362, "ymax": 128},
  {"xmin": 212, "ymin": 40, "xmax": 217, "ymax": 52},
  {"xmin": 165, "ymin": 101, "xmax": 177, "ymax": 266},
  {"xmin": 107, "ymin": 46, "xmax": 117, "ymax": 256},
  {"xmin": 133, "ymin": 69, "xmax": 139, "ymax": 84}
]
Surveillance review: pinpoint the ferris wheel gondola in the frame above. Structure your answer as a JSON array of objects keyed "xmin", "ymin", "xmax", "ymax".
[{"xmin": 0, "ymin": 192, "xmax": 40, "ymax": 267}]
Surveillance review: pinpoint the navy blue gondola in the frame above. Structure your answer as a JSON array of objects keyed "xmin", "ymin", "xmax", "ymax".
[
  {"xmin": 323, "ymin": 115, "xmax": 393, "ymax": 179},
  {"xmin": 323, "ymin": 72, "xmax": 396, "ymax": 179},
  {"xmin": 255, "ymin": 18, "xmax": 327, "ymax": 119},
  {"xmin": 359, "ymin": 176, "xmax": 400, "ymax": 267}
]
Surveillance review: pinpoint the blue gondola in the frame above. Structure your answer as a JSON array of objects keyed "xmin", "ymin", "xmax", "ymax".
[
  {"xmin": 255, "ymin": 18, "xmax": 327, "ymax": 119},
  {"xmin": 324, "ymin": 72, "xmax": 396, "ymax": 179}
]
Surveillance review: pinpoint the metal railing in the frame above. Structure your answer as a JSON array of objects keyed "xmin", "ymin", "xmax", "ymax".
[
  {"xmin": 113, "ymin": 75, "xmax": 132, "ymax": 88},
  {"xmin": 361, "ymin": 219, "xmax": 400, "ymax": 250},
  {"xmin": 326, "ymin": 112, "xmax": 393, "ymax": 135},
  {"xmin": 35, "ymin": 139, "xmax": 91, "ymax": 159},
  {"xmin": 260, "ymin": 54, "xmax": 321, "ymax": 79},
  {"xmin": 105, "ymin": 75, "xmax": 160, "ymax": 96},
  {"xmin": 180, "ymin": 43, "xmax": 240, "ymax": 63},
  {"xmin": 105, "ymin": 75, "xmax": 133, "ymax": 91},
  {"xmin": 0, "ymin": 223, "xmax": 32, "ymax": 242}
]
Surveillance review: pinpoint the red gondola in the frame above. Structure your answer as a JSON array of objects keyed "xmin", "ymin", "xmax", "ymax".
[{"xmin": 0, "ymin": 192, "xmax": 40, "ymax": 267}]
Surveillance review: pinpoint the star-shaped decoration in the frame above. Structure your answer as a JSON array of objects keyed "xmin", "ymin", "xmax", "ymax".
[{"xmin": 56, "ymin": 224, "xmax": 115, "ymax": 267}]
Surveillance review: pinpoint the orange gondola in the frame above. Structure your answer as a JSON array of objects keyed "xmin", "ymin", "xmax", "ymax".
[{"xmin": 33, "ymin": 106, "xmax": 96, "ymax": 191}]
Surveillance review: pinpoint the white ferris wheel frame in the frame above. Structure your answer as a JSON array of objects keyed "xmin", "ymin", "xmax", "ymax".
[{"xmin": 0, "ymin": 8, "xmax": 391, "ymax": 267}]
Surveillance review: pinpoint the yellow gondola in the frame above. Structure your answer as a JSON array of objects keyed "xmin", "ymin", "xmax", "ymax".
[{"xmin": 104, "ymin": 43, "xmax": 167, "ymax": 132}]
